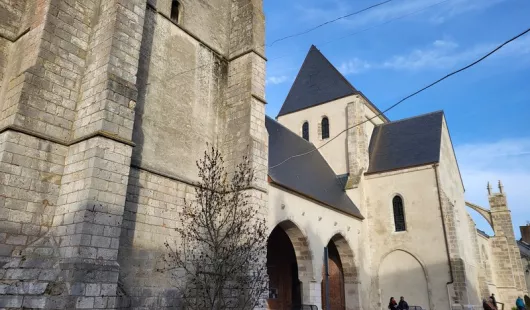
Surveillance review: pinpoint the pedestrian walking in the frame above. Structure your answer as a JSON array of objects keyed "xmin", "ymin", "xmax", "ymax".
[
  {"xmin": 483, "ymin": 298, "xmax": 495, "ymax": 310},
  {"xmin": 491, "ymin": 294, "xmax": 497, "ymax": 309},
  {"xmin": 389, "ymin": 297, "xmax": 398, "ymax": 310},
  {"xmin": 398, "ymin": 296, "xmax": 409, "ymax": 310},
  {"xmin": 516, "ymin": 296, "xmax": 526, "ymax": 310}
]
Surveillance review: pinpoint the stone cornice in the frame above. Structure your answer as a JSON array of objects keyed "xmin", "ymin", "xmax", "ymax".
[
  {"xmin": 0, "ymin": 125, "xmax": 135, "ymax": 147},
  {"xmin": 131, "ymin": 163, "xmax": 268, "ymax": 194}
]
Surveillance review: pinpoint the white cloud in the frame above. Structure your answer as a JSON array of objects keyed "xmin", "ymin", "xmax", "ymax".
[
  {"xmin": 429, "ymin": 0, "xmax": 506, "ymax": 23},
  {"xmin": 338, "ymin": 35, "xmax": 530, "ymax": 75},
  {"xmin": 296, "ymin": 0, "xmax": 507, "ymax": 29},
  {"xmin": 455, "ymin": 138, "xmax": 530, "ymax": 237},
  {"xmin": 266, "ymin": 75, "xmax": 289, "ymax": 85},
  {"xmin": 382, "ymin": 38, "xmax": 463, "ymax": 70},
  {"xmin": 338, "ymin": 58, "xmax": 371, "ymax": 75},
  {"xmin": 433, "ymin": 39, "xmax": 459, "ymax": 49}
]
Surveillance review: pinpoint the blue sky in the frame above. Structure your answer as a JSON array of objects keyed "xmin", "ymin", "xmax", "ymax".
[{"xmin": 262, "ymin": 0, "xmax": 530, "ymax": 237}]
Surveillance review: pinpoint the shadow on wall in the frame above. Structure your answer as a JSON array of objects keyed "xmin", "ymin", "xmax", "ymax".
[{"xmin": 116, "ymin": 4, "xmax": 175, "ymax": 309}]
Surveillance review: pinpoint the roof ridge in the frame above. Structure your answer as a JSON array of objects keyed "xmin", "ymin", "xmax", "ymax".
[
  {"xmin": 278, "ymin": 46, "xmax": 317, "ymax": 117},
  {"xmin": 376, "ymin": 110, "xmax": 444, "ymax": 127},
  {"xmin": 312, "ymin": 45, "xmax": 357, "ymax": 93}
]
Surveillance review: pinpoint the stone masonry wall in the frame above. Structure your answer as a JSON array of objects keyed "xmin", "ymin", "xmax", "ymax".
[
  {"xmin": 117, "ymin": 167, "xmax": 187, "ymax": 309},
  {"xmin": 0, "ymin": 0, "xmax": 145, "ymax": 308},
  {"xmin": 346, "ymin": 96, "xmax": 368, "ymax": 189},
  {"xmin": 131, "ymin": 4, "xmax": 226, "ymax": 182},
  {"xmin": 440, "ymin": 191, "xmax": 469, "ymax": 306},
  {"xmin": 468, "ymin": 214, "xmax": 490, "ymax": 299},
  {"xmin": 115, "ymin": 0, "xmax": 268, "ymax": 309},
  {"xmin": 1, "ymin": 0, "xmax": 267, "ymax": 308},
  {"xmin": 489, "ymin": 191, "xmax": 527, "ymax": 303},
  {"xmin": 0, "ymin": 130, "xmax": 67, "ymax": 309}
]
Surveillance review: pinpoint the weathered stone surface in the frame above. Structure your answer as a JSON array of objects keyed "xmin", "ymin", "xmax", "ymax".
[{"xmin": 1, "ymin": 0, "xmax": 267, "ymax": 309}]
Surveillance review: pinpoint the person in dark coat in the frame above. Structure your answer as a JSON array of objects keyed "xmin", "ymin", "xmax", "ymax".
[
  {"xmin": 483, "ymin": 298, "xmax": 495, "ymax": 310},
  {"xmin": 398, "ymin": 296, "xmax": 409, "ymax": 310},
  {"xmin": 388, "ymin": 297, "xmax": 398, "ymax": 310},
  {"xmin": 491, "ymin": 294, "xmax": 497, "ymax": 309}
]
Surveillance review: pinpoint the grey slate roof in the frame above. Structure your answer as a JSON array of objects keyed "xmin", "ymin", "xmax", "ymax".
[
  {"xmin": 277, "ymin": 45, "xmax": 358, "ymax": 117},
  {"xmin": 518, "ymin": 240, "xmax": 530, "ymax": 258},
  {"xmin": 367, "ymin": 111, "xmax": 445, "ymax": 174},
  {"xmin": 477, "ymin": 229, "xmax": 490, "ymax": 238},
  {"xmin": 266, "ymin": 116, "xmax": 363, "ymax": 219}
]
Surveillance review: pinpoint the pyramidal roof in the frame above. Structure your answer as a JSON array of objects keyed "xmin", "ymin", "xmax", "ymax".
[{"xmin": 277, "ymin": 45, "xmax": 358, "ymax": 117}]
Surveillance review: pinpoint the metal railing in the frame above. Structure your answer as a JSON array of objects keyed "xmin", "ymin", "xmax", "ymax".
[{"xmin": 292, "ymin": 305, "xmax": 318, "ymax": 310}]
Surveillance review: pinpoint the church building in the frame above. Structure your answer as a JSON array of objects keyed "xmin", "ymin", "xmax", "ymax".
[
  {"xmin": 265, "ymin": 45, "xmax": 528, "ymax": 310},
  {"xmin": 0, "ymin": 1, "xmax": 526, "ymax": 309}
]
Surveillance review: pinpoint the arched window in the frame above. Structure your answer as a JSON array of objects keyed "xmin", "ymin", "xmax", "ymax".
[
  {"xmin": 302, "ymin": 122, "xmax": 309, "ymax": 141},
  {"xmin": 171, "ymin": 0, "xmax": 180, "ymax": 24},
  {"xmin": 392, "ymin": 196, "xmax": 406, "ymax": 232},
  {"xmin": 321, "ymin": 117, "xmax": 329, "ymax": 139}
]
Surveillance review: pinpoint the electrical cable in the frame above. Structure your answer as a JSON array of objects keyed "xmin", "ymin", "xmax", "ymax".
[
  {"xmin": 165, "ymin": 0, "xmax": 395, "ymax": 80},
  {"xmin": 268, "ymin": 0, "xmax": 393, "ymax": 47},
  {"xmin": 269, "ymin": 0, "xmax": 450, "ymax": 62}
]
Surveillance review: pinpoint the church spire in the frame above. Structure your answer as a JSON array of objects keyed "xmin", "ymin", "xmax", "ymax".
[
  {"xmin": 498, "ymin": 180, "xmax": 504, "ymax": 194},
  {"xmin": 487, "ymin": 182, "xmax": 492, "ymax": 195},
  {"xmin": 277, "ymin": 45, "xmax": 357, "ymax": 117}
]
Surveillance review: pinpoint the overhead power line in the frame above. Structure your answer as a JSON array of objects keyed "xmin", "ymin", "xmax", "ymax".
[
  {"xmin": 166, "ymin": 0, "xmax": 394, "ymax": 80},
  {"xmin": 268, "ymin": 0, "xmax": 393, "ymax": 47},
  {"xmin": 269, "ymin": 0, "xmax": 449, "ymax": 62},
  {"xmin": 266, "ymin": 26, "xmax": 530, "ymax": 172}
]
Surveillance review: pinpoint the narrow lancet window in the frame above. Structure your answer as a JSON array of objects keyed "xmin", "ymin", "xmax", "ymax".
[
  {"xmin": 171, "ymin": 0, "xmax": 180, "ymax": 24},
  {"xmin": 302, "ymin": 122, "xmax": 309, "ymax": 141},
  {"xmin": 321, "ymin": 117, "xmax": 329, "ymax": 139},
  {"xmin": 393, "ymin": 196, "xmax": 406, "ymax": 232}
]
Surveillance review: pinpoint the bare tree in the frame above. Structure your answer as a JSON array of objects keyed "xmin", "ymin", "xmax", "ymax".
[{"xmin": 162, "ymin": 146, "xmax": 268, "ymax": 310}]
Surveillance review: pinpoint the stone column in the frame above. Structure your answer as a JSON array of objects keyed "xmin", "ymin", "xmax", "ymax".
[
  {"xmin": 223, "ymin": 0, "xmax": 269, "ymax": 308},
  {"xmin": 50, "ymin": 1, "xmax": 146, "ymax": 308},
  {"xmin": 345, "ymin": 95, "xmax": 368, "ymax": 189},
  {"xmin": 300, "ymin": 277, "xmax": 322, "ymax": 309},
  {"xmin": 489, "ymin": 182, "xmax": 527, "ymax": 301},
  {"xmin": 0, "ymin": 0, "xmax": 143, "ymax": 308}
]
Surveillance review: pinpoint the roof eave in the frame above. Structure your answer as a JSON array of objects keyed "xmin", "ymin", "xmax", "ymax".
[
  {"xmin": 365, "ymin": 161, "xmax": 439, "ymax": 176},
  {"xmin": 268, "ymin": 177, "xmax": 364, "ymax": 220}
]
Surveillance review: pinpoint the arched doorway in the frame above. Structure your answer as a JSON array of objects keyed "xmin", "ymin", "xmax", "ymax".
[
  {"xmin": 379, "ymin": 250, "xmax": 430, "ymax": 310},
  {"xmin": 321, "ymin": 240, "xmax": 345, "ymax": 310},
  {"xmin": 321, "ymin": 234, "xmax": 359, "ymax": 310},
  {"xmin": 267, "ymin": 221, "xmax": 312, "ymax": 310}
]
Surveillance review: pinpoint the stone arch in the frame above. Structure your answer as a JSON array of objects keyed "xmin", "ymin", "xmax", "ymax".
[
  {"xmin": 378, "ymin": 249, "xmax": 431, "ymax": 310},
  {"xmin": 267, "ymin": 220, "xmax": 315, "ymax": 309},
  {"xmin": 275, "ymin": 220, "xmax": 314, "ymax": 280},
  {"xmin": 321, "ymin": 233, "xmax": 360, "ymax": 310},
  {"xmin": 329, "ymin": 233, "xmax": 358, "ymax": 285},
  {"xmin": 466, "ymin": 202, "xmax": 493, "ymax": 228}
]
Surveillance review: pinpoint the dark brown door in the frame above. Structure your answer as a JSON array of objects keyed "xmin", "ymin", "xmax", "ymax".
[{"xmin": 267, "ymin": 226, "xmax": 300, "ymax": 310}]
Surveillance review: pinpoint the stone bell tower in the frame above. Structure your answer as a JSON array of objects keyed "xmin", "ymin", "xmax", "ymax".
[
  {"xmin": 488, "ymin": 181, "xmax": 527, "ymax": 302},
  {"xmin": 0, "ymin": 0, "xmax": 267, "ymax": 308}
]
